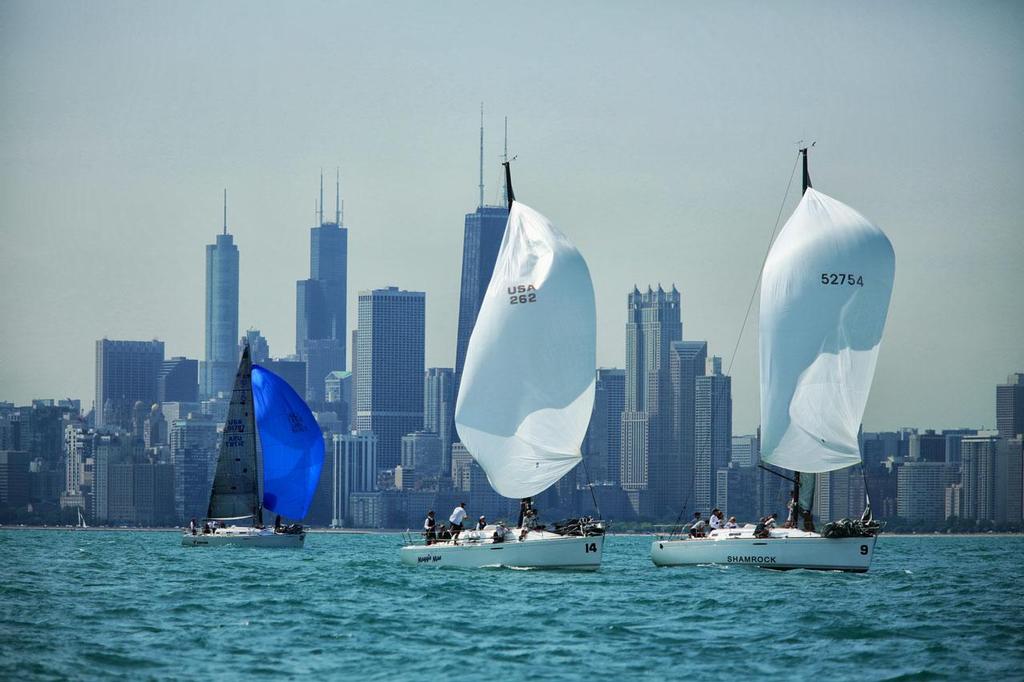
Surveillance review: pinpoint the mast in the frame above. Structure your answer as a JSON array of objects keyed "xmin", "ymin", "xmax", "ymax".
[
  {"xmin": 502, "ymin": 160, "xmax": 515, "ymax": 210},
  {"xmin": 800, "ymin": 146, "xmax": 813, "ymax": 194},
  {"xmin": 502, "ymin": 117, "xmax": 509, "ymax": 208}
]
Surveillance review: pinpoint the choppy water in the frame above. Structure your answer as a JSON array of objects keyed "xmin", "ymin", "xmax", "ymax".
[{"xmin": 3, "ymin": 531, "xmax": 1022, "ymax": 680}]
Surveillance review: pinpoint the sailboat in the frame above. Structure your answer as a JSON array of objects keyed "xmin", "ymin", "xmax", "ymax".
[
  {"xmin": 651, "ymin": 148, "xmax": 895, "ymax": 572},
  {"xmin": 76, "ymin": 508, "xmax": 87, "ymax": 530},
  {"xmin": 400, "ymin": 163, "xmax": 605, "ymax": 569},
  {"xmin": 182, "ymin": 344, "xmax": 325, "ymax": 548}
]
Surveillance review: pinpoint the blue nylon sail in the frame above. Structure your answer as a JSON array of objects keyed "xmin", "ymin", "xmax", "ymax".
[{"xmin": 251, "ymin": 365, "xmax": 325, "ymax": 520}]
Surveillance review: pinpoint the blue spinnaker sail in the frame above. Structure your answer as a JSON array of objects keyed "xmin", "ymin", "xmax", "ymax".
[{"xmin": 251, "ymin": 365, "xmax": 325, "ymax": 520}]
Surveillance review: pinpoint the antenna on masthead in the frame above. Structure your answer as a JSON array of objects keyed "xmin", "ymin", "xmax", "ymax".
[
  {"xmin": 502, "ymin": 157, "xmax": 516, "ymax": 210},
  {"xmin": 799, "ymin": 141, "xmax": 815, "ymax": 194},
  {"xmin": 335, "ymin": 167, "xmax": 341, "ymax": 225},
  {"xmin": 222, "ymin": 188, "xmax": 227, "ymax": 235},
  {"xmin": 478, "ymin": 103, "xmax": 485, "ymax": 208}
]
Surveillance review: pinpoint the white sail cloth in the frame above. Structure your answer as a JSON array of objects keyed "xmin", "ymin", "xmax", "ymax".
[
  {"xmin": 759, "ymin": 188, "xmax": 895, "ymax": 473},
  {"xmin": 455, "ymin": 200, "xmax": 596, "ymax": 499}
]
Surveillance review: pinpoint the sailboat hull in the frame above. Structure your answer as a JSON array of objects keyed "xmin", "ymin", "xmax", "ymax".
[
  {"xmin": 181, "ymin": 526, "xmax": 305, "ymax": 548},
  {"xmin": 650, "ymin": 528, "xmax": 876, "ymax": 572},
  {"xmin": 400, "ymin": 530, "xmax": 604, "ymax": 570}
]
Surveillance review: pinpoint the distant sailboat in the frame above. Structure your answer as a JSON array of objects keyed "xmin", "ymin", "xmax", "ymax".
[
  {"xmin": 182, "ymin": 344, "xmax": 325, "ymax": 548},
  {"xmin": 77, "ymin": 508, "xmax": 87, "ymax": 530},
  {"xmin": 652, "ymin": 148, "xmax": 894, "ymax": 572},
  {"xmin": 400, "ymin": 163, "xmax": 605, "ymax": 569}
]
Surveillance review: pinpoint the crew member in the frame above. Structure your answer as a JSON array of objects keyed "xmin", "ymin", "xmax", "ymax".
[
  {"xmin": 423, "ymin": 511, "xmax": 436, "ymax": 545},
  {"xmin": 477, "ymin": 515, "xmax": 487, "ymax": 531},
  {"xmin": 688, "ymin": 512, "xmax": 707, "ymax": 538},
  {"xmin": 449, "ymin": 502, "xmax": 468, "ymax": 544},
  {"xmin": 189, "ymin": 518, "xmax": 197, "ymax": 535},
  {"xmin": 725, "ymin": 516, "xmax": 739, "ymax": 529},
  {"xmin": 708, "ymin": 508, "xmax": 723, "ymax": 531}
]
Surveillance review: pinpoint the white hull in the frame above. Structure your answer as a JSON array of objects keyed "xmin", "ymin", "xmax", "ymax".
[
  {"xmin": 400, "ymin": 527, "xmax": 604, "ymax": 570},
  {"xmin": 181, "ymin": 526, "xmax": 305, "ymax": 548},
  {"xmin": 651, "ymin": 526, "xmax": 876, "ymax": 572}
]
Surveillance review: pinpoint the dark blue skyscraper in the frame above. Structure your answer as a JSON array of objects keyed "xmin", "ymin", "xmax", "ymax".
[
  {"xmin": 355, "ymin": 287, "xmax": 425, "ymax": 470},
  {"xmin": 297, "ymin": 171, "xmax": 348, "ymax": 403},
  {"xmin": 202, "ymin": 191, "xmax": 239, "ymax": 399},
  {"xmin": 454, "ymin": 111, "xmax": 509, "ymax": 386}
]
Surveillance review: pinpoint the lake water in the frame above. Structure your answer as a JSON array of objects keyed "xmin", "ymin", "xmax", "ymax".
[{"xmin": 3, "ymin": 531, "xmax": 1022, "ymax": 680}]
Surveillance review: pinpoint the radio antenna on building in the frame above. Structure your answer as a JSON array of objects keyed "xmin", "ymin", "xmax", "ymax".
[
  {"xmin": 318, "ymin": 169, "xmax": 324, "ymax": 226},
  {"xmin": 478, "ymin": 102, "xmax": 485, "ymax": 208},
  {"xmin": 335, "ymin": 167, "xmax": 341, "ymax": 225},
  {"xmin": 222, "ymin": 189, "xmax": 227, "ymax": 235}
]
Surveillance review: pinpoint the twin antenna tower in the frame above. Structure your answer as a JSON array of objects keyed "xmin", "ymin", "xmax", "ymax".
[
  {"xmin": 479, "ymin": 103, "xmax": 510, "ymax": 209},
  {"xmin": 315, "ymin": 168, "xmax": 344, "ymax": 227}
]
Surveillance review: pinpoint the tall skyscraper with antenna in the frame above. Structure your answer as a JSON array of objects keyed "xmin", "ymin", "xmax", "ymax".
[
  {"xmin": 201, "ymin": 190, "xmax": 240, "ymax": 399},
  {"xmin": 454, "ymin": 109, "xmax": 510, "ymax": 417},
  {"xmin": 296, "ymin": 169, "xmax": 348, "ymax": 404}
]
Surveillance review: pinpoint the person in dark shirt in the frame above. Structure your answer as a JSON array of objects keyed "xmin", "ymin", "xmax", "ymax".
[{"xmin": 423, "ymin": 511, "xmax": 436, "ymax": 545}]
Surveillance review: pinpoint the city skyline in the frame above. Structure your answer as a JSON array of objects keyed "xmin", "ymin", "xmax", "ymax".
[{"xmin": 2, "ymin": 2, "xmax": 1022, "ymax": 435}]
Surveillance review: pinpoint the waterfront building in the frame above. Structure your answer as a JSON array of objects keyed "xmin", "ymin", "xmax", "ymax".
[
  {"xmin": 945, "ymin": 483, "xmax": 963, "ymax": 519},
  {"xmin": 239, "ymin": 329, "xmax": 270, "ymax": 364},
  {"xmin": 157, "ymin": 357, "xmax": 198, "ymax": 404},
  {"xmin": 169, "ymin": 414, "xmax": 218, "ymax": 522},
  {"xmin": 63, "ymin": 423, "xmax": 95, "ymax": 499},
  {"xmin": 909, "ymin": 430, "xmax": 946, "ymax": 463},
  {"xmin": 331, "ymin": 431, "xmax": 377, "ymax": 527},
  {"xmin": 202, "ymin": 194, "xmax": 239, "ymax": 399},
  {"xmin": 667, "ymin": 340, "xmax": 707, "ymax": 514},
  {"xmin": 813, "ymin": 466, "xmax": 866, "ymax": 524},
  {"xmin": 620, "ymin": 285, "xmax": 682, "ymax": 518},
  {"xmin": 259, "ymin": 359, "xmax": 307, "ymax": 401},
  {"xmin": 942, "ymin": 429, "xmax": 977, "ymax": 466},
  {"xmin": 896, "ymin": 461, "xmax": 955, "ymax": 522},
  {"xmin": 583, "ymin": 368, "xmax": 626, "ymax": 486},
  {"xmin": 715, "ymin": 462, "xmax": 758, "ymax": 522},
  {"xmin": 731, "ymin": 434, "xmax": 759, "ymax": 467},
  {"xmin": 349, "ymin": 492, "xmax": 383, "ymax": 528},
  {"xmin": 354, "ymin": 287, "xmax": 425, "ymax": 470},
  {"xmin": 961, "ymin": 435, "xmax": 999, "ymax": 521},
  {"xmin": 694, "ymin": 357, "xmax": 732, "ymax": 516},
  {"xmin": 296, "ymin": 172, "xmax": 348, "ymax": 403},
  {"xmin": 997, "ymin": 373, "xmax": 1024, "ymax": 437},
  {"xmin": 95, "ymin": 339, "xmax": 165, "ymax": 430},
  {"xmin": 401, "ymin": 431, "xmax": 443, "ymax": 480},
  {"xmin": 994, "ymin": 436, "xmax": 1023, "ymax": 524},
  {"xmin": 424, "ymin": 367, "xmax": 455, "ymax": 474},
  {"xmin": 0, "ymin": 450, "xmax": 31, "ymax": 507}
]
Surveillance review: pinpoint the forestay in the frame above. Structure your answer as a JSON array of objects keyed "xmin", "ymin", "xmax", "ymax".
[
  {"xmin": 759, "ymin": 188, "xmax": 895, "ymax": 473},
  {"xmin": 455, "ymin": 200, "xmax": 596, "ymax": 499},
  {"xmin": 252, "ymin": 365, "xmax": 325, "ymax": 520}
]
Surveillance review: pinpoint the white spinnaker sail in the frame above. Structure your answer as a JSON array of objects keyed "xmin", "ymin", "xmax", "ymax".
[
  {"xmin": 455, "ymin": 201, "xmax": 596, "ymax": 499},
  {"xmin": 759, "ymin": 188, "xmax": 895, "ymax": 473}
]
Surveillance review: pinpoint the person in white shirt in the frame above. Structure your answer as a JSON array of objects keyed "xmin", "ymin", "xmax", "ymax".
[
  {"xmin": 449, "ymin": 502, "xmax": 468, "ymax": 544},
  {"xmin": 708, "ymin": 509, "xmax": 723, "ymax": 531},
  {"xmin": 724, "ymin": 516, "xmax": 739, "ymax": 529}
]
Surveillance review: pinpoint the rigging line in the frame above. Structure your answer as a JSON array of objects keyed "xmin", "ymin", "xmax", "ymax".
[
  {"xmin": 579, "ymin": 454, "xmax": 602, "ymax": 520},
  {"xmin": 725, "ymin": 152, "xmax": 801, "ymax": 377}
]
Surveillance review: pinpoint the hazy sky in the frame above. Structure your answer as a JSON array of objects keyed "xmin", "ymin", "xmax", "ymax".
[{"xmin": 1, "ymin": 1, "xmax": 1021, "ymax": 434}]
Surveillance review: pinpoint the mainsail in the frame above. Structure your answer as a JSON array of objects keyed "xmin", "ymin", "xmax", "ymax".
[
  {"xmin": 455, "ymin": 195, "xmax": 596, "ymax": 499},
  {"xmin": 759, "ymin": 187, "xmax": 895, "ymax": 474},
  {"xmin": 252, "ymin": 365, "xmax": 325, "ymax": 520},
  {"xmin": 207, "ymin": 345, "xmax": 261, "ymax": 520}
]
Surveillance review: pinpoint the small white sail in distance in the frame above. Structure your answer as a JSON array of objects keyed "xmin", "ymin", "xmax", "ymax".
[
  {"xmin": 759, "ymin": 187, "xmax": 895, "ymax": 474},
  {"xmin": 455, "ymin": 200, "xmax": 596, "ymax": 499}
]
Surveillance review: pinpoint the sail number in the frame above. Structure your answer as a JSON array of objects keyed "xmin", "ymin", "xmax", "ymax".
[
  {"xmin": 508, "ymin": 284, "xmax": 538, "ymax": 305},
  {"xmin": 584, "ymin": 542, "xmax": 598, "ymax": 553},
  {"xmin": 821, "ymin": 273, "xmax": 864, "ymax": 286}
]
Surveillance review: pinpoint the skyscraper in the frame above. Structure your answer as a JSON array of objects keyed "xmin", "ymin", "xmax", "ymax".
[
  {"xmin": 583, "ymin": 368, "xmax": 626, "ymax": 485},
  {"xmin": 620, "ymin": 285, "xmax": 682, "ymax": 517},
  {"xmin": 694, "ymin": 357, "xmax": 732, "ymax": 515},
  {"xmin": 296, "ymin": 171, "xmax": 348, "ymax": 403},
  {"xmin": 667, "ymin": 340, "xmax": 707, "ymax": 513},
  {"xmin": 355, "ymin": 287, "xmax": 425, "ymax": 470},
  {"xmin": 169, "ymin": 413, "xmax": 218, "ymax": 522},
  {"xmin": 157, "ymin": 357, "xmax": 198, "ymax": 404},
  {"xmin": 424, "ymin": 367, "xmax": 455, "ymax": 474},
  {"xmin": 201, "ymin": 191, "xmax": 239, "ymax": 399},
  {"xmin": 454, "ymin": 113, "xmax": 509, "ymax": 406},
  {"xmin": 961, "ymin": 435, "xmax": 998, "ymax": 521},
  {"xmin": 996, "ymin": 373, "xmax": 1024, "ymax": 437},
  {"xmin": 239, "ymin": 329, "xmax": 270, "ymax": 364},
  {"xmin": 95, "ymin": 339, "xmax": 164, "ymax": 430},
  {"xmin": 331, "ymin": 431, "xmax": 377, "ymax": 527}
]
